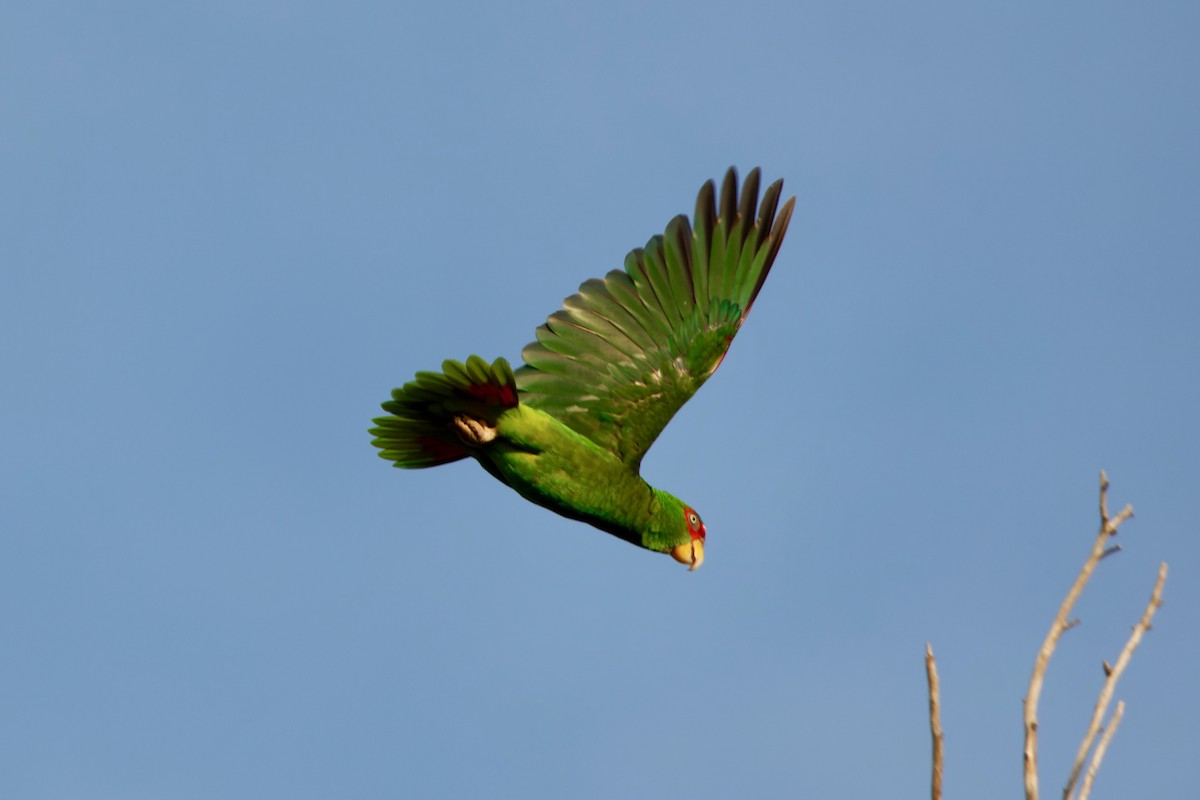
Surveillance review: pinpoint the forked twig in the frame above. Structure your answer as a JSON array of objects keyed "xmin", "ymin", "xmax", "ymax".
[
  {"xmin": 1022, "ymin": 470, "xmax": 1135, "ymax": 800},
  {"xmin": 1076, "ymin": 701, "xmax": 1125, "ymax": 800},
  {"xmin": 926, "ymin": 643, "xmax": 944, "ymax": 800},
  {"xmin": 1064, "ymin": 563, "xmax": 1167, "ymax": 800}
]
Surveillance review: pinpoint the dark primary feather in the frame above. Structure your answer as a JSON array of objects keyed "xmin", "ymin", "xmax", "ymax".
[{"xmin": 516, "ymin": 167, "xmax": 795, "ymax": 468}]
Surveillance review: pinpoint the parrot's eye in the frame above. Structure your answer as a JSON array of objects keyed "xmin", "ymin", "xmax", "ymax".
[{"xmin": 687, "ymin": 512, "xmax": 699, "ymax": 529}]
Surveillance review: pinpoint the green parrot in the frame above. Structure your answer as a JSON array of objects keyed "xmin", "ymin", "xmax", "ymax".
[{"xmin": 370, "ymin": 168, "xmax": 794, "ymax": 570}]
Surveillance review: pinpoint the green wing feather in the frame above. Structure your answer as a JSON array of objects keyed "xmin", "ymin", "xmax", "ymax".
[
  {"xmin": 516, "ymin": 167, "xmax": 795, "ymax": 468},
  {"xmin": 370, "ymin": 355, "xmax": 518, "ymax": 468}
]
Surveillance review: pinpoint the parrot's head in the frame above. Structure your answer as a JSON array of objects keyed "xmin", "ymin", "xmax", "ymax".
[{"xmin": 669, "ymin": 506, "xmax": 706, "ymax": 571}]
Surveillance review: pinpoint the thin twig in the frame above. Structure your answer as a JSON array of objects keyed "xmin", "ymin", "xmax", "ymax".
[
  {"xmin": 926, "ymin": 643, "xmax": 944, "ymax": 800},
  {"xmin": 1063, "ymin": 563, "xmax": 1167, "ymax": 800},
  {"xmin": 1077, "ymin": 701, "xmax": 1125, "ymax": 800},
  {"xmin": 1023, "ymin": 470, "xmax": 1134, "ymax": 800}
]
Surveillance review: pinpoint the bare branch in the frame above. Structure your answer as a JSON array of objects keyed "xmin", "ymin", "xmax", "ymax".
[
  {"xmin": 1023, "ymin": 471, "xmax": 1136, "ymax": 800},
  {"xmin": 926, "ymin": 643, "xmax": 944, "ymax": 800},
  {"xmin": 1076, "ymin": 702, "xmax": 1125, "ymax": 800},
  {"xmin": 1063, "ymin": 563, "xmax": 1168, "ymax": 800},
  {"xmin": 1099, "ymin": 470, "xmax": 1135, "ymax": 535}
]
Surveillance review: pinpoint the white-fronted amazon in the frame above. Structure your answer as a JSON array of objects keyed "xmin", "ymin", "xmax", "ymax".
[{"xmin": 371, "ymin": 168, "xmax": 794, "ymax": 570}]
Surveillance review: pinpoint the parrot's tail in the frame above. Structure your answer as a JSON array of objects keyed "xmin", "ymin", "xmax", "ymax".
[{"xmin": 370, "ymin": 355, "xmax": 519, "ymax": 468}]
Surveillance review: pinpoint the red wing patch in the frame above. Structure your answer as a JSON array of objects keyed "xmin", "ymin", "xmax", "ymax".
[
  {"xmin": 708, "ymin": 336, "xmax": 735, "ymax": 377},
  {"xmin": 418, "ymin": 436, "xmax": 467, "ymax": 461},
  {"xmin": 465, "ymin": 382, "xmax": 517, "ymax": 408}
]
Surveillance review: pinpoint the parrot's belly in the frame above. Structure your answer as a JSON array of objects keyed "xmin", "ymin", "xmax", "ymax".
[{"xmin": 481, "ymin": 406, "xmax": 655, "ymax": 548}]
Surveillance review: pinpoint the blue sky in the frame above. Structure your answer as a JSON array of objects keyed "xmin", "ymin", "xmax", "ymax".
[{"xmin": 2, "ymin": 1, "xmax": 1197, "ymax": 797}]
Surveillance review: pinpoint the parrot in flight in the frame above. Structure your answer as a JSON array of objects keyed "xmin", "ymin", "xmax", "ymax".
[{"xmin": 370, "ymin": 168, "xmax": 794, "ymax": 570}]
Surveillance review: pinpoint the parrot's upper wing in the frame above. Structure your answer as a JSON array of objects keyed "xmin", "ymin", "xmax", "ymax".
[{"xmin": 515, "ymin": 168, "xmax": 795, "ymax": 470}]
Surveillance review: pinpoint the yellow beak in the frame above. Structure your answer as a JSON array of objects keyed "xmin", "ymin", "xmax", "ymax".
[{"xmin": 670, "ymin": 539, "xmax": 705, "ymax": 571}]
